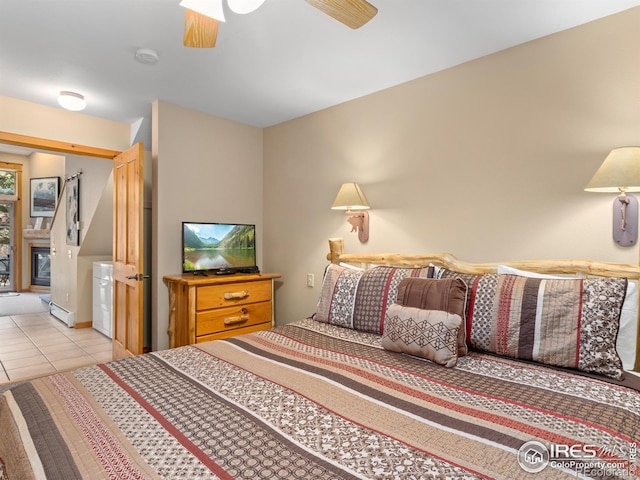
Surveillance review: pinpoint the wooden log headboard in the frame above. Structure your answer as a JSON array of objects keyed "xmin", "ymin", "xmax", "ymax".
[
  {"xmin": 328, "ymin": 238, "xmax": 640, "ymax": 278},
  {"xmin": 327, "ymin": 237, "xmax": 640, "ymax": 372}
]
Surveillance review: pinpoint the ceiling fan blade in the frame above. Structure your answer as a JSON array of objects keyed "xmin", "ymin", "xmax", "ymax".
[
  {"xmin": 183, "ymin": 9, "xmax": 219, "ymax": 48},
  {"xmin": 306, "ymin": 0, "xmax": 378, "ymax": 29}
]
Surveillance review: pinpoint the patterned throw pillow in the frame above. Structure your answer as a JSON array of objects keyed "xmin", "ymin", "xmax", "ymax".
[
  {"xmin": 313, "ymin": 263, "xmax": 362, "ymax": 329},
  {"xmin": 439, "ymin": 268, "xmax": 628, "ymax": 379},
  {"xmin": 497, "ymin": 265, "xmax": 638, "ymax": 371},
  {"xmin": 395, "ymin": 277, "xmax": 468, "ymax": 356},
  {"xmin": 315, "ymin": 264, "xmax": 432, "ymax": 334},
  {"xmin": 437, "ymin": 268, "xmax": 486, "ymax": 322},
  {"xmin": 382, "ymin": 304, "xmax": 462, "ymax": 367}
]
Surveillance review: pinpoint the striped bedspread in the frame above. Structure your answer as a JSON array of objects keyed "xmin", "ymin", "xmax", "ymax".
[{"xmin": 1, "ymin": 319, "xmax": 638, "ymax": 479}]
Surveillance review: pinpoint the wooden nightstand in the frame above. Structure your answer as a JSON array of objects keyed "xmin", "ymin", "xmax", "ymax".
[{"xmin": 163, "ymin": 272, "xmax": 281, "ymax": 348}]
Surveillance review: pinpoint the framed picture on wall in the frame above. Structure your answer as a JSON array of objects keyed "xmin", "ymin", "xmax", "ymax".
[
  {"xmin": 30, "ymin": 177, "xmax": 60, "ymax": 218},
  {"xmin": 66, "ymin": 176, "xmax": 80, "ymax": 246}
]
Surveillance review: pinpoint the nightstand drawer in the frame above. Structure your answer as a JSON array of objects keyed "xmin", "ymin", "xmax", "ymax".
[
  {"xmin": 196, "ymin": 322, "xmax": 271, "ymax": 343},
  {"xmin": 196, "ymin": 301, "xmax": 272, "ymax": 336},
  {"xmin": 196, "ymin": 280, "xmax": 272, "ymax": 310}
]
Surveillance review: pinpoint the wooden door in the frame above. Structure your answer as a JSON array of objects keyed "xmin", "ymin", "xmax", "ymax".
[{"xmin": 112, "ymin": 143, "xmax": 144, "ymax": 359}]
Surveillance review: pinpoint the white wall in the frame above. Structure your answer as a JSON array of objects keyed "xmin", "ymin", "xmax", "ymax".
[
  {"xmin": 152, "ymin": 100, "xmax": 263, "ymax": 350},
  {"xmin": 263, "ymin": 8, "xmax": 640, "ymax": 326}
]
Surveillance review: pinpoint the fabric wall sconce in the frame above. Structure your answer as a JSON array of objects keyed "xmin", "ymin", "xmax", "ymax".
[
  {"xmin": 331, "ymin": 182, "xmax": 370, "ymax": 243},
  {"xmin": 585, "ymin": 147, "xmax": 640, "ymax": 247}
]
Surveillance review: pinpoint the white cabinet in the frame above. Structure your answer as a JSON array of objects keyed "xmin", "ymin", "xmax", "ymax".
[{"xmin": 92, "ymin": 261, "xmax": 113, "ymax": 338}]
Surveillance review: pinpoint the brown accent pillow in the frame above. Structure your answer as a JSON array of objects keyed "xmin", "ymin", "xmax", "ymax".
[
  {"xmin": 396, "ymin": 278, "xmax": 468, "ymax": 356},
  {"xmin": 382, "ymin": 304, "xmax": 462, "ymax": 368}
]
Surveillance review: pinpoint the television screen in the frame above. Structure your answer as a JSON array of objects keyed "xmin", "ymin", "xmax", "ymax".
[{"xmin": 182, "ymin": 222, "xmax": 257, "ymax": 274}]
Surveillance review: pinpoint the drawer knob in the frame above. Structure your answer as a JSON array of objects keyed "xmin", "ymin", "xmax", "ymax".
[
  {"xmin": 224, "ymin": 313, "xmax": 250, "ymax": 325},
  {"xmin": 224, "ymin": 290, "xmax": 250, "ymax": 300}
]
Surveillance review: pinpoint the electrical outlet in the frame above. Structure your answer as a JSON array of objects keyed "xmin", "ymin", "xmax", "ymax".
[{"xmin": 307, "ymin": 273, "xmax": 314, "ymax": 288}]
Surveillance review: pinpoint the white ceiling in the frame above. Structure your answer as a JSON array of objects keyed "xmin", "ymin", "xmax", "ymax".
[{"xmin": 1, "ymin": 0, "xmax": 640, "ymax": 147}]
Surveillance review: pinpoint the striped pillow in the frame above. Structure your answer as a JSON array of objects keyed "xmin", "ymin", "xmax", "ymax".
[
  {"xmin": 439, "ymin": 269, "xmax": 627, "ymax": 379},
  {"xmin": 314, "ymin": 264, "xmax": 364, "ymax": 330},
  {"xmin": 315, "ymin": 264, "xmax": 433, "ymax": 334}
]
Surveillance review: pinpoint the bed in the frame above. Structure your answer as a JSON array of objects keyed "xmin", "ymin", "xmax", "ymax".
[{"xmin": 1, "ymin": 238, "xmax": 638, "ymax": 479}]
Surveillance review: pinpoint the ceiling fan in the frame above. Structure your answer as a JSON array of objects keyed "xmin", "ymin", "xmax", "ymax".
[{"xmin": 180, "ymin": 0, "xmax": 378, "ymax": 48}]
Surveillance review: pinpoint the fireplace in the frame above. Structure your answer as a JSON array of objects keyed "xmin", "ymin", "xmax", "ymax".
[{"xmin": 31, "ymin": 246, "xmax": 51, "ymax": 287}]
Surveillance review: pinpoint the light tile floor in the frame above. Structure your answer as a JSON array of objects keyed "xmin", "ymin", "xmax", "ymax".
[{"xmin": 0, "ymin": 312, "xmax": 113, "ymax": 383}]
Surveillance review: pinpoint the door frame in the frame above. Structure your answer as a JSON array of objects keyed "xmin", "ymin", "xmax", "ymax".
[
  {"xmin": 0, "ymin": 161, "xmax": 22, "ymax": 291},
  {"xmin": 0, "ymin": 199, "xmax": 18, "ymax": 291},
  {"xmin": 0, "ymin": 132, "xmax": 120, "ymax": 159}
]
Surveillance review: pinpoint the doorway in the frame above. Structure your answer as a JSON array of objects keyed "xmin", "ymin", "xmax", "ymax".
[
  {"xmin": 0, "ymin": 132, "xmax": 147, "ymax": 357},
  {"xmin": 0, "ymin": 201, "xmax": 14, "ymax": 291}
]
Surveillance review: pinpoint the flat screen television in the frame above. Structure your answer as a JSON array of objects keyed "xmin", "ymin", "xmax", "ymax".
[{"xmin": 182, "ymin": 222, "xmax": 258, "ymax": 274}]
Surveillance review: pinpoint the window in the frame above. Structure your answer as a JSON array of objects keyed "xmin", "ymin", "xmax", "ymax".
[{"xmin": 0, "ymin": 168, "xmax": 18, "ymax": 201}]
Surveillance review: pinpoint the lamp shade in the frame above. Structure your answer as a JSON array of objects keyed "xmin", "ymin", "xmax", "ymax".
[
  {"xmin": 180, "ymin": 0, "xmax": 225, "ymax": 21},
  {"xmin": 584, "ymin": 147, "xmax": 640, "ymax": 193},
  {"xmin": 331, "ymin": 183, "xmax": 370, "ymax": 210},
  {"xmin": 228, "ymin": 0, "xmax": 265, "ymax": 14}
]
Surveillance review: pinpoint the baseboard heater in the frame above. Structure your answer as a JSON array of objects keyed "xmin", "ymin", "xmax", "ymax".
[{"xmin": 50, "ymin": 302, "xmax": 75, "ymax": 327}]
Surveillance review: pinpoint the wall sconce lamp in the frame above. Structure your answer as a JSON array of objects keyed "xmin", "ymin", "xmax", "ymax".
[
  {"xmin": 331, "ymin": 182, "xmax": 370, "ymax": 243},
  {"xmin": 585, "ymin": 147, "xmax": 640, "ymax": 247}
]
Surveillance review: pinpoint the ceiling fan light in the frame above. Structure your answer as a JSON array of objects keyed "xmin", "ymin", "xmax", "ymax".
[
  {"xmin": 179, "ymin": 0, "xmax": 226, "ymax": 21},
  {"xmin": 228, "ymin": 0, "xmax": 265, "ymax": 14},
  {"xmin": 57, "ymin": 91, "xmax": 86, "ymax": 111}
]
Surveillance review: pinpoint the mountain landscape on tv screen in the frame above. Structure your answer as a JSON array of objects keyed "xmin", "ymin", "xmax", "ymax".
[{"xmin": 184, "ymin": 224, "xmax": 254, "ymax": 249}]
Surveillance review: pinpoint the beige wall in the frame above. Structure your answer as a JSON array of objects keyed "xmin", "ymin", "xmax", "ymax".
[
  {"xmin": 152, "ymin": 100, "xmax": 263, "ymax": 350},
  {"xmin": 263, "ymin": 8, "xmax": 640, "ymax": 325},
  {"xmin": 0, "ymin": 96, "xmax": 131, "ymax": 152},
  {"xmin": 23, "ymin": 151, "xmax": 65, "ymax": 291}
]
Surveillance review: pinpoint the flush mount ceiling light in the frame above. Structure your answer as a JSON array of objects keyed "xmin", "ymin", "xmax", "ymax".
[{"xmin": 57, "ymin": 91, "xmax": 86, "ymax": 111}]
